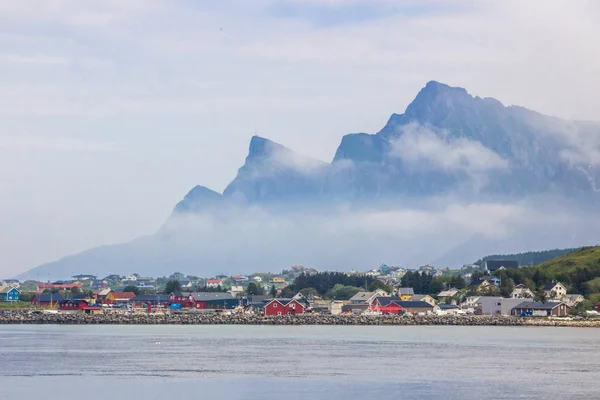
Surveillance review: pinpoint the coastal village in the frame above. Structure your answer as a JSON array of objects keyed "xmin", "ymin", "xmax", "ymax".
[{"xmin": 2, "ymin": 255, "xmax": 600, "ymax": 321}]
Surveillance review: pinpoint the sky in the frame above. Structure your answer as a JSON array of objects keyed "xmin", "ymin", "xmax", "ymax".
[{"xmin": 1, "ymin": 0, "xmax": 600, "ymax": 278}]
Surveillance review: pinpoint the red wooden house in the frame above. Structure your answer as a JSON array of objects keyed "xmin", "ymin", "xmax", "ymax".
[
  {"xmin": 59, "ymin": 299, "xmax": 102, "ymax": 314},
  {"xmin": 264, "ymin": 299, "xmax": 305, "ymax": 316},
  {"xmin": 31, "ymin": 293, "xmax": 63, "ymax": 306},
  {"xmin": 370, "ymin": 297, "xmax": 406, "ymax": 315},
  {"xmin": 168, "ymin": 292, "xmax": 195, "ymax": 308}
]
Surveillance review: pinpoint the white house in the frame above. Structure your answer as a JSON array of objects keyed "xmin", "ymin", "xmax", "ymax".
[
  {"xmin": 206, "ymin": 279, "xmax": 223, "ymax": 289},
  {"xmin": 544, "ymin": 281, "xmax": 567, "ymax": 300},
  {"xmin": 511, "ymin": 284, "xmax": 534, "ymax": 299}
]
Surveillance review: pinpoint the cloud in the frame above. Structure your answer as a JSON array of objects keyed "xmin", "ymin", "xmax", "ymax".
[
  {"xmin": 22, "ymin": 195, "xmax": 600, "ymax": 280},
  {"xmin": 389, "ymin": 123, "xmax": 507, "ymax": 184}
]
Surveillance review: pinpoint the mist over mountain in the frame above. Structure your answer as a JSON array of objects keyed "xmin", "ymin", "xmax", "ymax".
[{"xmin": 17, "ymin": 81, "xmax": 600, "ymax": 280}]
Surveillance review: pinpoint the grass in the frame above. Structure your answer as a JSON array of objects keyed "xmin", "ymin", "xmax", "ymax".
[{"xmin": 0, "ymin": 301, "xmax": 35, "ymax": 309}]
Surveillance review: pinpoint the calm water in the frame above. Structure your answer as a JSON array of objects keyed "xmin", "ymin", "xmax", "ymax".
[{"xmin": 1, "ymin": 325, "xmax": 599, "ymax": 399}]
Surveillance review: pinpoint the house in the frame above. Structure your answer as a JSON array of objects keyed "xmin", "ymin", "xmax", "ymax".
[
  {"xmin": 246, "ymin": 295, "xmax": 270, "ymax": 311},
  {"xmin": 129, "ymin": 294, "xmax": 170, "ymax": 309},
  {"xmin": 484, "ymin": 260, "xmax": 518, "ymax": 273},
  {"xmin": 228, "ymin": 285, "xmax": 244, "ymax": 297},
  {"xmin": 564, "ymin": 294, "xmax": 585, "ymax": 307},
  {"xmin": 178, "ymin": 279, "xmax": 194, "ymax": 289},
  {"xmin": 511, "ymin": 284, "xmax": 534, "ymax": 299},
  {"xmin": 437, "ymin": 288, "xmax": 459, "ymax": 303},
  {"xmin": 251, "ymin": 276, "xmax": 263, "ymax": 283},
  {"xmin": 438, "ymin": 304, "xmax": 461, "ymax": 315},
  {"xmin": 419, "ymin": 265, "xmax": 434, "ymax": 273},
  {"xmin": 232, "ymin": 275, "xmax": 249, "ymax": 284},
  {"xmin": 408, "ymin": 294, "xmax": 436, "ymax": 306},
  {"xmin": 190, "ymin": 292, "xmax": 238, "ymax": 310},
  {"xmin": 104, "ymin": 292, "xmax": 136, "ymax": 306},
  {"xmin": 512, "ymin": 301, "xmax": 571, "ymax": 317},
  {"xmin": 471, "ymin": 276, "xmax": 500, "ymax": 292},
  {"xmin": 71, "ymin": 293, "xmax": 96, "ymax": 303},
  {"xmin": 370, "ymin": 298, "xmax": 406, "ymax": 315},
  {"xmin": 349, "ymin": 290, "xmax": 388, "ymax": 305},
  {"xmin": 471, "ymin": 297, "xmax": 533, "ymax": 316},
  {"xmin": 205, "ymin": 279, "xmax": 223, "ymax": 289},
  {"xmin": 31, "ymin": 292, "xmax": 63, "ymax": 306},
  {"xmin": 330, "ymin": 300, "xmax": 347, "ymax": 315},
  {"xmin": 264, "ymin": 298, "xmax": 305, "ymax": 316},
  {"xmin": 544, "ymin": 281, "xmax": 567, "ymax": 300},
  {"xmin": 394, "ymin": 287, "xmax": 414, "ymax": 300},
  {"xmin": 59, "ymin": 299, "xmax": 102, "ymax": 314},
  {"xmin": 96, "ymin": 288, "xmax": 112, "ymax": 302},
  {"xmin": 371, "ymin": 297, "xmax": 435, "ymax": 315},
  {"xmin": 0, "ymin": 286, "xmax": 20, "ymax": 302}
]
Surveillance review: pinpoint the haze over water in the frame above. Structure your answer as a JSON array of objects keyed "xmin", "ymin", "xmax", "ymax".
[{"xmin": 1, "ymin": 325, "xmax": 599, "ymax": 399}]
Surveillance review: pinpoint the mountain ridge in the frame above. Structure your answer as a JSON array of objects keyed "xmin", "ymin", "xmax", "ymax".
[{"xmin": 15, "ymin": 81, "xmax": 600, "ymax": 280}]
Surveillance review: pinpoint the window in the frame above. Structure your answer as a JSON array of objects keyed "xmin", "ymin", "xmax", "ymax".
[
  {"xmin": 277, "ymin": 312, "xmax": 282, "ymax": 316},
  {"xmin": 273, "ymin": 303, "xmax": 277, "ymax": 308}
]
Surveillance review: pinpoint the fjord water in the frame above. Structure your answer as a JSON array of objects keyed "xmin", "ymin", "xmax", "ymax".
[{"xmin": 1, "ymin": 325, "xmax": 599, "ymax": 399}]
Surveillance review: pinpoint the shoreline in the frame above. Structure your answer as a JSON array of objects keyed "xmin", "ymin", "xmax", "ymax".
[{"xmin": 1, "ymin": 311, "xmax": 599, "ymax": 327}]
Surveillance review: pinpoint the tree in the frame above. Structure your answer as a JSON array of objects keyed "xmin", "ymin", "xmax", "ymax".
[
  {"xmin": 498, "ymin": 272, "xmax": 515, "ymax": 298},
  {"xmin": 164, "ymin": 280, "xmax": 182, "ymax": 294},
  {"xmin": 534, "ymin": 289, "xmax": 548, "ymax": 303},
  {"xmin": 450, "ymin": 275, "xmax": 466, "ymax": 290},
  {"xmin": 246, "ymin": 282, "xmax": 264, "ymax": 296},
  {"xmin": 70, "ymin": 286, "xmax": 81, "ymax": 295},
  {"xmin": 280, "ymin": 286, "xmax": 295, "ymax": 298},
  {"xmin": 123, "ymin": 285, "xmax": 140, "ymax": 295},
  {"xmin": 299, "ymin": 287, "xmax": 319, "ymax": 298},
  {"xmin": 270, "ymin": 285, "xmax": 277, "ymax": 297}
]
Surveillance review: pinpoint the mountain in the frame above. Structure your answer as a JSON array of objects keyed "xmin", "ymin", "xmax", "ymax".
[{"xmin": 16, "ymin": 81, "xmax": 600, "ymax": 280}]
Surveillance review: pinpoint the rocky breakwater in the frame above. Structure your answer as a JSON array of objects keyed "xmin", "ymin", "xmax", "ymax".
[{"xmin": 0, "ymin": 311, "xmax": 598, "ymax": 326}]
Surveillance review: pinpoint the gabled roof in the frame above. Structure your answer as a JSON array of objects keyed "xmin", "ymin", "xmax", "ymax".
[
  {"xmin": 514, "ymin": 301, "xmax": 564, "ymax": 310},
  {"xmin": 349, "ymin": 291, "xmax": 377, "ymax": 302},
  {"xmin": 33, "ymin": 293, "xmax": 64, "ymax": 302},
  {"xmin": 266, "ymin": 298, "xmax": 303, "ymax": 307},
  {"xmin": 374, "ymin": 297, "xmax": 434, "ymax": 309},
  {"xmin": 543, "ymin": 281, "xmax": 562, "ymax": 291},
  {"xmin": 0, "ymin": 286, "xmax": 20, "ymax": 294},
  {"xmin": 437, "ymin": 289, "xmax": 459, "ymax": 297},
  {"xmin": 396, "ymin": 287, "xmax": 414, "ymax": 296},
  {"xmin": 409, "ymin": 294, "xmax": 433, "ymax": 301}
]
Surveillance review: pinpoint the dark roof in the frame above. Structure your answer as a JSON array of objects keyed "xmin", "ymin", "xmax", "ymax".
[
  {"xmin": 191, "ymin": 292, "xmax": 234, "ymax": 301},
  {"xmin": 131, "ymin": 294, "xmax": 170, "ymax": 302},
  {"xmin": 439, "ymin": 304, "xmax": 459, "ymax": 310},
  {"xmin": 396, "ymin": 288, "xmax": 415, "ymax": 295},
  {"xmin": 34, "ymin": 293, "xmax": 63, "ymax": 302},
  {"xmin": 267, "ymin": 298, "xmax": 295, "ymax": 306},
  {"xmin": 72, "ymin": 293, "xmax": 94, "ymax": 299},
  {"xmin": 543, "ymin": 281, "xmax": 560, "ymax": 291},
  {"xmin": 393, "ymin": 300, "xmax": 434, "ymax": 309},
  {"xmin": 248, "ymin": 295, "xmax": 270, "ymax": 304},
  {"xmin": 485, "ymin": 260, "xmax": 518, "ymax": 271},
  {"xmin": 514, "ymin": 301, "xmax": 563, "ymax": 310},
  {"xmin": 374, "ymin": 297, "xmax": 434, "ymax": 309}
]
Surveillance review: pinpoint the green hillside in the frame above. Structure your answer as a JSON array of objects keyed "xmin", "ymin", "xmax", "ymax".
[
  {"xmin": 499, "ymin": 246, "xmax": 600, "ymax": 303},
  {"xmin": 475, "ymin": 248, "xmax": 578, "ymax": 267}
]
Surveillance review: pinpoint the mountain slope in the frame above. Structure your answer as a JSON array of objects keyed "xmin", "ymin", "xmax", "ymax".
[{"xmin": 16, "ymin": 81, "xmax": 600, "ymax": 280}]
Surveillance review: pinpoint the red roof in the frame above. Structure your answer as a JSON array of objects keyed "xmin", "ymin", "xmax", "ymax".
[{"xmin": 206, "ymin": 279, "xmax": 222, "ymax": 283}]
